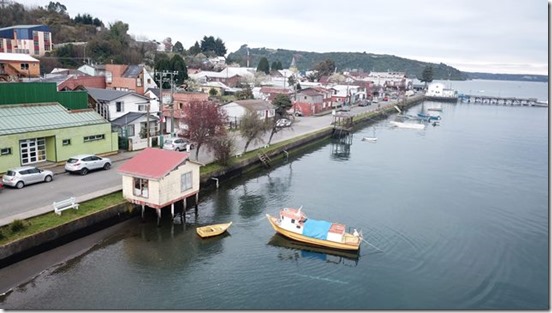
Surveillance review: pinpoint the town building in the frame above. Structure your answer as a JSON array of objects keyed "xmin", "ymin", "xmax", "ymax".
[
  {"xmin": 0, "ymin": 25, "xmax": 53, "ymax": 56},
  {"xmin": 0, "ymin": 52, "xmax": 40, "ymax": 80}
]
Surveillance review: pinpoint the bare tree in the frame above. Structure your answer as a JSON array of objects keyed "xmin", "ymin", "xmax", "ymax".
[
  {"xmin": 182, "ymin": 100, "xmax": 228, "ymax": 159},
  {"xmin": 239, "ymin": 110, "xmax": 270, "ymax": 153}
]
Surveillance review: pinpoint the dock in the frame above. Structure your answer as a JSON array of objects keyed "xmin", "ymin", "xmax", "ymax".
[{"xmin": 458, "ymin": 94, "xmax": 541, "ymax": 106}]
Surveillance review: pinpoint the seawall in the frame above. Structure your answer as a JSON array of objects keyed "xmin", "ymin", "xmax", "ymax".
[{"xmin": 0, "ymin": 95, "xmax": 424, "ymax": 267}]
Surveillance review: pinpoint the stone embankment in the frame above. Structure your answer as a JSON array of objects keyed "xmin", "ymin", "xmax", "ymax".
[{"xmin": 0, "ymin": 95, "xmax": 424, "ymax": 267}]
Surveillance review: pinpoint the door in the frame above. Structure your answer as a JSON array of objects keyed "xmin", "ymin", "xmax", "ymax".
[{"xmin": 20, "ymin": 138, "xmax": 46, "ymax": 165}]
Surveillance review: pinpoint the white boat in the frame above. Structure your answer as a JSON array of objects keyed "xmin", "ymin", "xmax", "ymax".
[
  {"xmin": 361, "ymin": 137, "xmax": 378, "ymax": 142},
  {"xmin": 425, "ymin": 83, "xmax": 458, "ymax": 102},
  {"xmin": 389, "ymin": 120, "xmax": 426, "ymax": 130},
  {"xmin": 266, "ymin": 207, "xmax": 362, "ymax": 251}
]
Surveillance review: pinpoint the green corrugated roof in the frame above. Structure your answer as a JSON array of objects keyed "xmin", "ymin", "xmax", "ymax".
[
  {"xmin": 0, "ymin": 82, "xmax": 89, "ymax": 110},
  {"xmin": 0, "ymin": 102, "xmax": 108, "ymax": 135}
]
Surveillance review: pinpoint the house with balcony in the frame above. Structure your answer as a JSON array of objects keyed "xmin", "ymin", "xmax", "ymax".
[
  {"xmin": 0, "ymin": 25, "xmax": 52, "ymax": 56},
  {"xmin": 0, "ymin": 52, "xmax": 40, "ymax": 81},
  {"xmin": 118, "ymin": 147, "xmax": 202, "ymax": 224},
  {"xmin": 86, "ymin": 87, "xmax": 159, "ymax": 150}
]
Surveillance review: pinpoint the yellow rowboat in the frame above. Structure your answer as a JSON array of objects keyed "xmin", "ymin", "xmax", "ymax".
[
  {"xmin": 196, "ymin": 222, "xmax": 232, "ymax": 238},
  {"xmin": 266, "ymin": 208, "xmax": 362, "ymax": 251}
]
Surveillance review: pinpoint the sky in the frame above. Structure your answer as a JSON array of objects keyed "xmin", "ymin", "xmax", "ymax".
[{"xmin": 13, "ymin": 0, "xmax": 550, "ymax": 75}]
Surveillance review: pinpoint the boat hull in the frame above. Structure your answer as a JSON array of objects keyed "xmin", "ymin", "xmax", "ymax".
[
  {"xmin": 266, "ymin": 214, "xmax": 361, "ymax": 251},
  {"xmin": 196, "ymin": 222, "xmax": 232, "ymax": 238},
  {"xmin": 425, "ymin": 96, "xmax": 458, "ymax": 102}
]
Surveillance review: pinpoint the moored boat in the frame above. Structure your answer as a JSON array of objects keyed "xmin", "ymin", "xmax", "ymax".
[
  {"xmin": 265, "ymin": 207, "xmax": 362, "ymax": 251},
  {"xmin": 390, "ymin": 120, "xmax": 426, "ymax": 130},
  {"xmin": 196, "ymin": 222, "xmax": 233, "ymax": 238}
]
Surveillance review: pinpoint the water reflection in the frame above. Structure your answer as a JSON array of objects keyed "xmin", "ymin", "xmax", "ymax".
[
  {"xmin": 330, "ymin": 134, "xmax": 353, "ymax": 160},
  {"xmin": 267, "ymin": 234, "xmax": 359, "ymax": 266}
]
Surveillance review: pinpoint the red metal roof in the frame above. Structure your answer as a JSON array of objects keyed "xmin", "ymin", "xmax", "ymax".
[{"xmin": 118, "ymin": 148, "xmax": 189, "ymax": 180}]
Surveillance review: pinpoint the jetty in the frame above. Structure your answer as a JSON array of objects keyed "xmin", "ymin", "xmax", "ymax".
[{"xmin": 458, "ymin": 94, "xmax": 542, "ymax": 106}]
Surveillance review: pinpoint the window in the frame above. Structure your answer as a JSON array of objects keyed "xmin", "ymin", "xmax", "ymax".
[
  {"xmin": 84, "ymin": 134, "xmax": 105, "ymax": 142},
  {"xmin": 20, "ymin": 63, "xmax": 29, "ymax": 70},
  {"xmin": 62, "ymin": 139, "xmax": 71, "ymax": 146},
  {"xmin": 0, "ymin": 147, "xmax": 11, "ymax": 155},
  {"xmin": 126, "ymin": 125, "xmax": 135, "ymax": 137},
  {"xmin": 116, "ymin": 101, "xmax": 124, "ymax": 112},
  {"xmin": 133, "ymin": 178, "xmax": 149, "ymax": 197},
  {"xmin": 138, "ymin": 104, "xmax": 147, "ymax": 111},
  {"xmin": 181, "ymin": 171, "xmax": 192, "ymax": 192}
]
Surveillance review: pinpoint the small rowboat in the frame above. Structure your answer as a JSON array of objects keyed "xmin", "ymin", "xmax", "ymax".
[{"xmin": 196, "ymin": 222, "xmax": 232, "ymax": 238}]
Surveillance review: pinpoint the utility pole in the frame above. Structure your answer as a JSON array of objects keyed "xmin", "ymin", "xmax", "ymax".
[
  {"xmin": 155, "ymin": 70, "xmax": 167, "ymax": 146},
  {"xmin": 146, "ymin": 100, "xmax": 150, "ymax": 147},
  {"xmin": 163, "ymin": 70, "xmax": 178, "ymax": 136}
]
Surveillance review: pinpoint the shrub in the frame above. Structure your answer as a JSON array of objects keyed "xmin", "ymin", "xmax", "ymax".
[{"xmin": 10, "ymin": 219, "xmax": 26, "ymax": 233}]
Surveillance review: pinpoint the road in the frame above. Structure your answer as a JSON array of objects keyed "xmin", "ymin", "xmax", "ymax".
[{"xmin": 0, "ymin": 99, "xmax": 404, "ymax": 226}]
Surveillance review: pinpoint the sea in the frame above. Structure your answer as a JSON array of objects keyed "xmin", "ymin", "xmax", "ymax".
[{"xmin": 0, "ymin": 79, "xmax": 548, "ymax": 310}]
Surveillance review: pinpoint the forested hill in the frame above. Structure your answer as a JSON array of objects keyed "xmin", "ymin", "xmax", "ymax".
[{"xmin": 228, "ymin": 45, "xmax": 548, "ymax": 82}]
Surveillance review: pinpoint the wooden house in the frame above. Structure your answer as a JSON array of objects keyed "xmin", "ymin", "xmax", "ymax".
[{"xmin": 118, "ymin": 148, "xmax": 202, "ymax": 224}]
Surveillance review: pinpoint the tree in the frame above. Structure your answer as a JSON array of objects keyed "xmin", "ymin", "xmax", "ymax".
[
  {"xmin": 173, "ymin": 41, "xmax": 184, "ymax": 54},
  {"xmin": 188, "ymin": 41, "xmax": 201, "ymax": 55},
  {"xmin": 239, "ymin": 110, "xmax": 270, "ymax": 153},
  {"xmin": 211, "ymin": 134, "xmax": 235, "ymax": 166},
  {"xmin": 266, "ymin": 94, "xmax": 293, "ymax": 145},
  {"xmin": 272, "ymin": 94, "xmax": 292, "ymax": 117},
  {"xmin": 235, "ymin": 86, "xmax": 253, "ymax": 100},
  {"xmin": 181, "ymin": 101, "xmax": 228, "ymax": 160},
  {"xmin": 421, "ymin": 65, "xmax": 434, "ymax": 87},
  {"xmin": 169, "ymin": 54, "xmax": 188, "ymax": 85},
  {"xmin": 214, "ymin": 37, "xmax": 227, "ymax": 57},
  {"xmin": 257, "ymin": 57, "xmax": 270, "ymax": 74},
  {"xmin": 47, "ymin": 1, "xmax": 67, "ymax": 14},
  {"xmin": 313, "ymin": 59, "xmax": 336, "ymax": 80},
  {"xmin": 200, "ymin": 35, "xmax": 217, "ymax": 56},
  {"xmin": 271, "ymin": 61, "xmax": 283, "ymax": 72}
]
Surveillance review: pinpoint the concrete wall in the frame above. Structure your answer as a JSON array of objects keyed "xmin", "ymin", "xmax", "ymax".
[{"xmin": 0, "ymin": 201, "xmax": 137, "ymax": 267}]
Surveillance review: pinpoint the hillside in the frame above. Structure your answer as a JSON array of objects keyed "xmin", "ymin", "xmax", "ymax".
[{"xmin": 227, "ymin": 45, "xmax": 548, "ymax": 82}]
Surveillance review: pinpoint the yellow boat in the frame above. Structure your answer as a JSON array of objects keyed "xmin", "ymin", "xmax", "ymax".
[
  {"xmin": 266, "ymin": 207, "xmax": 362, "ymax": 251},
  {"xmin": 196, "ymin": 222, "xmax": 232, "ymax": 238}
]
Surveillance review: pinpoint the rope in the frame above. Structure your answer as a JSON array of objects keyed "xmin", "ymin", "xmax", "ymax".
[{"xmin": 361, "ymin": 237, "xmax": 384, "ymax": 253}]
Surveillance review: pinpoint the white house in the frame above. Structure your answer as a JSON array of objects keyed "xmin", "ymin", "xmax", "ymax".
[
  {"xmin": 111, "ymin": 112, "xmax": 159, "ymax": 151},
  {"xmin": 118, "ymin": 148, "xmax": 203, "ymax": 224},
  {"xmin": 220, "ymin": 99, "xmax": 275, "ymax": 125},
  {"xmin": 86, "ymin": 87, "xmax": 159, "ymax": 121}
]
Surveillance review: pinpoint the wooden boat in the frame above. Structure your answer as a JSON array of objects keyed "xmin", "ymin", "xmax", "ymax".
[
  {"xmin": 265, "ymin": 207, "xmax": 362, "ymax": 251},
  {"xmin": 196, "ymin": 222, "xmax": 232, "ymax": 238}
]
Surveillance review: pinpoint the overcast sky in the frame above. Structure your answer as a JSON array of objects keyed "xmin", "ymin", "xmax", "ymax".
[{"xmin": 15, "ymin": 0, "xmax": 549, "ymax": 75}]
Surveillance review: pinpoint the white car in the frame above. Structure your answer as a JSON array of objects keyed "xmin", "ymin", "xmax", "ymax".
[
  {"xmin": 276, "ymin": 118, "xmax": 292, "ymax": 127},
  {"xmin": 65, "ymin": 154, "xmax": 112, "ymax": 175}
]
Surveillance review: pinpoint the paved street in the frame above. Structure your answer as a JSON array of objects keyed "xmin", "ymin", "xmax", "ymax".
[{"xmin": 0, "ymin": 98, "xmax": 406, "ymax": 227}]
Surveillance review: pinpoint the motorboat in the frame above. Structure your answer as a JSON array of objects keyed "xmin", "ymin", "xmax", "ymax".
[{"xmin": 196, "ymin": 222, "xmax": 233, "ymax": 238}]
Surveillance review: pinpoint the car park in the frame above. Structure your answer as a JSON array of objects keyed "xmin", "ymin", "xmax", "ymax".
[
  {"xmin": 2, "ymin": 166, "xmax": 54, "ymax": 189},
  {"xmin": 65, "ymin": 154, "xmax": 112, "ymax": 175},
  {"xmin": 163, "ymin": 137, "xmax": 195, "ymax": 151},
  {"xmin": 276, "ymin": 118, "xmax": 292, "ymax": 127}
]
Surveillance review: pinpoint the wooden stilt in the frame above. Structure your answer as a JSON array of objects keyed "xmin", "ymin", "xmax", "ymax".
[
  {"xmin": 182, "ymin": 198, "xmax": 187, "ymax": 222},
  {"xmin": 195, "ymin": 193, "xmax": 199, "ymax": 214},
  {"xmin": 171, "ymin": 203, "xmax": 175, "ymax": 220},
  {"xmin": 156, "ymin": 208, "xmax": 161, "ymax": 227},
  {"xmin": 141, "ymin": 204, "xmax": 145, "ymax": 220}
]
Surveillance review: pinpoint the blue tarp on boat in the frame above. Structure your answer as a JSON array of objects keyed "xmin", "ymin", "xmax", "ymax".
[{"xmin": 303, "ymin": 219, "xmax": 331, "ymax": 239}]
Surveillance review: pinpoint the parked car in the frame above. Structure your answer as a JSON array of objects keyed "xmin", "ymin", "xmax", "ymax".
[
  {"xmin": 2, "ymin": 166, "xmax": 54, "ymax": 189},
  {"xmin": 276, "ymin": 118, "xmax": 292, "ymax": 127},
  {"xmin": 65, "ymin": 154, "xmax": 112, "ymax": 175},
  {"xmin": 163, "ymin": 137, "xmax": 195, "ymax": 151}
]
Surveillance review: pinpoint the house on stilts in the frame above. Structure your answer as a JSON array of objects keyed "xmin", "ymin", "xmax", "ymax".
[{"xmin": 118, "ymin": 147, "xmax": 203, "ymax": 225}]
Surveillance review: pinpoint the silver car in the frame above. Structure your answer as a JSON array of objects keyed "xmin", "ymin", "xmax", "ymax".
[
  {"xmin": 65, "ymin": 154, "xmax": 112, "ymax": 175},
  {"xmin": 163, "ymin": 138, "xmax": 194, "ymax": 151},
  {"xmin": 2, "ymin": 166, "xmax": 54, "ymax": 189}
]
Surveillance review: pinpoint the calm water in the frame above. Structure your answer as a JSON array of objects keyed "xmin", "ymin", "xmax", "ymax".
[{"xmin": 0, "ymin": 82, "xmax": 548, "ymax": 309}]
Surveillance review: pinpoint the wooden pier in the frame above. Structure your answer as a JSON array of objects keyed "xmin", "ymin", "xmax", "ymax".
[{"xmin": 458, "ymin": 94, "xmax": 541, "ymax": 106}]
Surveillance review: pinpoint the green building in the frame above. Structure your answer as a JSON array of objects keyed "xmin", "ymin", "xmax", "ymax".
[{"xmin": 0, "ymin": 83, "xmax": 118, "ymax": 174}]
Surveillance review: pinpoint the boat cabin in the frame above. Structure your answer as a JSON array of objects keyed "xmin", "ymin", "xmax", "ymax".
[{"xmin": 279, "ymin": 207, "xmax": 307, "ymax": 232}]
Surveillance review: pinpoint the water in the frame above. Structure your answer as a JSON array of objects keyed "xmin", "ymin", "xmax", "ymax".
[{"xmin": 0, "ymin": 82, "xmax": 548, "ymax": 309}]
